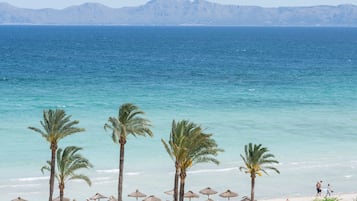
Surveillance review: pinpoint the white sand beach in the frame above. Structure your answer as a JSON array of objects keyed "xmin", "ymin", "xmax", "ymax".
[{"xmin": 261, "ymin": 193, "xmax": 357, "ymax": 201}]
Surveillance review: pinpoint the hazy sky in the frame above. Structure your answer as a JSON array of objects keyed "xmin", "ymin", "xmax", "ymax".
[{"xmin": 4, "ymin": 0, "xmax": 357, "ymax": 9}]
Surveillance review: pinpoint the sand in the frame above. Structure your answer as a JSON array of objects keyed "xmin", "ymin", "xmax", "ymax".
[{"xmin": 260, "ymin": 193, "xmax": 357, "ymax": 201}]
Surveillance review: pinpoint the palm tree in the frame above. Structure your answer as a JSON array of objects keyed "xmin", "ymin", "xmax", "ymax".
[
  {"xmin": 239, "ymin": 143, "xmax": 280, "ymax": 201},
  {"xmin": 162, "ymin": 120, "xmax": 223, "ymax": 201},
  {"xmin": 41, "ymin": 146, "xmax": 93, "ymax": 201},
  {"xmin": 161, "ymin": 120, "xmax": 196, "ymax": 201},
  {"xmin": 104, "ymin": 103, "xmax": 153, "ymax": 201},
  {"xmin": 28, "ymin": 109, "xmax": 85, "ymax": 201},
  {"xmin": 178, "ymin": 131, "xmax": 223, "ymax": 201}
]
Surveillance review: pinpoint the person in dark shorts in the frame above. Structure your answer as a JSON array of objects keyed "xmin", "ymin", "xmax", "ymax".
[{"xmin": 316, "ymin": 180, "xmax": 322, "ymax": 196}]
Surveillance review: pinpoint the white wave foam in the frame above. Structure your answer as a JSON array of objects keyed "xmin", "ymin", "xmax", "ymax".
[
  {"xmin": 92, "ymin": 177, "xmax": 112, "ymax": 181},
  {"xmin": 126, "ymin": 172, "xmax": 142, "ymax": 176},
  {"xmin": 96, "ymin": 169, "xmax": 118, "ymax": 173},
  {"xmin": 344, "ymin": 175, "xmax": 353, "ymax": 178},
  {"xmin": 95, "ymin": 180, "xmax": 117, "ymax": 185},
  {"xmin": 10, "ymin": 176, "xmax": 48, "ymax": 182},
  {"xmin": 0, "ymin": 184, "xmax": 41, "ymax": 189},
  {"xmin": 188, "ymin": 167, "xmax": 238, "ymax": 174},
  {"xmin": 96, "ymin": 169, "xmax": 142, "ymax": 176},
  {"xmin": 9, "ymin": 191, "xmax": 41, "ymax": 195}
]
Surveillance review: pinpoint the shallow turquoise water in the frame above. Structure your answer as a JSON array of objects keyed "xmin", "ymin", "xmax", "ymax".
[{"xmin": 0, "ymin": 26, "xmax": 357, "ymax": 200}]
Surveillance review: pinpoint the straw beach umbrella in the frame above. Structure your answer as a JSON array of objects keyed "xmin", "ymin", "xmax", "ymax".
[
  {"xmin": 164, "ymin": 190, "xmax": 174, "ymax": 195},
  {"xmin": 240, "ymin": 196, "xmax": 251, "ymax": 201},
  {"xmin": 184, "ymin": 191, "xmax": 199, "ymax": 201},
  {"xmin": 11, "ymin": 197, "xmax": 27, "ymax": 201},
  {"xmin": 219, "ymin": 190, "xmax": 238, "ymax": 200},
  {"xmin": 143, "ymin": 195, "xmax": 161, "ymax": 201},
  {"xmin": 53, "ymin": 196, "xmax": 70, "ymax": 201},
  {"xmin": 108, "ymin": 195, "xmax": 118, "ymax": 201},
  {"xmin": 90, "ymin": 193, "xmax": 108, "ymax": 201},
  {"xmin": 128, "ymin": 189, "xmax": 147, "ymax": 201},
  {"xmin": 199, "ymin": 187, "xmax": 217, "ymax": 198}
]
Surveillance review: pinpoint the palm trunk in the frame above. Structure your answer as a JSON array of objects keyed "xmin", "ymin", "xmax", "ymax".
[
  {"xmin": 49, "ymin": 143, "xmax": 57, "ymax": 201},
  {"xmin": 179, "ymin": 170, "xmax": 187, "ymax": 201},
  {"xmin": 118, "ymin": 137, "xmax": 126, "ymax": 201},
  {"xmin": 59, "ymin": 182, "xmax": 65, "ymax": 201},
  {"xmin": 173, "ymin": 161, "xmax": 180, "ymax": 201},
  {"xmin": 250, "ymin": 175, "xmax": 255, "ymax": 201}
]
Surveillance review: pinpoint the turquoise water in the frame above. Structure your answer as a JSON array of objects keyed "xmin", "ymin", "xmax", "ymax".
[{"xmin": 1, "ymin": 26, "xmax": 357, "ymax": 201}]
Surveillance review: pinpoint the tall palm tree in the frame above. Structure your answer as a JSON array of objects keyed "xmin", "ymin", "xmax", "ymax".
[
  {"xmin": 178, "ymin": 131, "xmax": 223, "ymax": 201},
  {"xmin": 104, "ymin": 103, "xmax": 153, "ymax": 201},
  {"xmin": 239, "ymin": 143, "xmax": 280, "ymax": 201},
  {"xmin": 161, "ymin": 120, "xmax": 196, "ymax": 201},
  {"xmin": 162, "ymin": 120, "xmax": 223, "ymax": 201},
  {"xmin": 41, "ymin": 146, "xmax": 92, "ymax": 201},
  {"xmin": 28, "ymin": 109, "xmax": 85, "ymax": 201}
]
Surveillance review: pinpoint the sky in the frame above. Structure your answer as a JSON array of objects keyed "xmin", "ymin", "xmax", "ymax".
[{"xmin": 3, "ymin": 0, "xmax": 357, "ymax": 9}]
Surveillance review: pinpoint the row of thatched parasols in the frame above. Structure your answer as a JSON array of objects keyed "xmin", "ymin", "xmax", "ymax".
[
  {"xmin": 11, "ymin": 188, "xmax": 239, "ymax": 201},
  {"xmin": 11, "ymin": 197, "xmax": 72, "ymax": 201},
  {"xmin": 128, "ymin": 187, "xmax": 239, "ymax": 201}
]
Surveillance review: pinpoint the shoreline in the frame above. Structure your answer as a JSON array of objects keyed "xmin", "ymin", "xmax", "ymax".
[{"xmin": 261, "ymin": 193, "xmax": 357, "ymax": 201}]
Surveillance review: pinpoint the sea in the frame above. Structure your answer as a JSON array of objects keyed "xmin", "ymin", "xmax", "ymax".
[{"xmin": 0, "ymin": 26, "xmax": 357, "ymax": 201}]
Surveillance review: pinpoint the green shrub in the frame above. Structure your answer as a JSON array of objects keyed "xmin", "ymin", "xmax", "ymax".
[{"xmin": 313, "ymin": 197, "xmax": 340, "ymax": 201}]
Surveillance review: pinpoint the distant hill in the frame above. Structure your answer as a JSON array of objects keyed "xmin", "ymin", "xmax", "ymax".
[{"xmin": 1, "ymin": 0, "xmax": 357, "ymax": 26}]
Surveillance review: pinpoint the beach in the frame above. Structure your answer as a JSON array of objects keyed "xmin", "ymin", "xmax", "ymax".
[
  {"xmin": 1, "ymin": 26, "xmax": 357, "ymax": 201},
  {"xmin": 261, "ymin": 193, "xmax": 357, "ymax": 201}
]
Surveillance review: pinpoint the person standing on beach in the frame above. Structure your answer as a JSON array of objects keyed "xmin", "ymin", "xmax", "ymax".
[
  {"xmin": 326, "ymin": 183, "xmax": 333, "ymax": 197},
  {"xmin": 316, "ymin": 181, "xmax": 322, "ymax": 196}
]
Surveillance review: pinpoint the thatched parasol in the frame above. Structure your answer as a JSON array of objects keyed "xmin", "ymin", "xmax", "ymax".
[
  {"xmin": 219, "ymin": 190, "xmax": 238, "ymax": 200},
  {"xmin": 89, "ymin": 192, "xmax": 108, "ymax": 201},
  {"xmin": 240, "ymin": 196, "xmax": 256, "ymax": 201},
  {"xmin": 108, "ymin": 195, "xmax": 118, "ymax": 201},
  {"xmin": 52, "ymin": 196, "xmax": 70, "ymax": 201},
  {"xmin": 184, "ymin": 191, "xmax": 199, "ymax": 201},
  {"xmin": 164, "ymin": 190, "xmax": 174, "ymax": 195},
  {"xmin": 199, "ymin": 187, "xmax": 217, "ymax": 198},
  {"xmin": 11, "ymin": 197, "xmax": 27, "ymax": 201},
  {"xmin": 143, "ymin": 195, "xmax": 161, "ymax": 201},
  {"xmin": 128, "ymin": 189, "xmax": 147, "ymax": 201}
]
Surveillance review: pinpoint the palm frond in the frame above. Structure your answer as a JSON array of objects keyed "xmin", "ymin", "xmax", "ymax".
[
  {"xmin": 69, "ymin": 174, "xmax": 92, "ymax": 186},
  {"xmin": 163, "ymin": 120, "xmax": 222, "ymax": 179},
  {"xmin": 54, "ymin": 145, "xmax": 92, "ymax": 187},
  {"xmin": 240, "ymin": 143, "xmax": 280, "ymax": 177},
  {"xmin": 104, "ymin": 103, "xmax": 153, "ymax": 145},
  {"xmin": 29, "ymin": 109, "xmax": 84, "ymax": 144},
  {"xmin": 41, "ymin": 161, "xmax": 51, "ymax": 174}
]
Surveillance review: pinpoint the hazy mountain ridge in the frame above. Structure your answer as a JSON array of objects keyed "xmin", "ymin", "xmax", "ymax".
[{"xmin": 1, "ymin": 0, "xmax": 357, "ymax": 26}]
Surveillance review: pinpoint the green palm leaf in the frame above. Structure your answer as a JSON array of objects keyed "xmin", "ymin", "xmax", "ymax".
[
  {"xmin": 104, "ymin": 103, "xmax": 153, "ymax": 201},
  {"xmin": 239, "ymin": 143, "xmax": 280, "ymax": 201},
  {"xmin": 161, "ymin": 120, "xmax": 223, "ymax": 201},
  {"xmin": 28, "ymin": 109, "xmax": 85, "ymax": 201}
]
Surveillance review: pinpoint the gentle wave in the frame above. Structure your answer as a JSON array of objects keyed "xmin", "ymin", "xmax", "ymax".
[
  {"xmin": 94, "ymin": 180, "xmax": 117, "ymax": 185},
  {"xmin": 96, "ymin": 169, "xmax": 118, "ymax": 173},
  {"xmin": 10, "ymin": 176, "xmax": 48, "ymax": 182},
  {"xmin": 288, "ymin": 162, "xmax": 344, "ymax": 169},
  {"xmin": 188, "ymin": 167, "xmax": 238, "ymax": 174},
  {"xmin": 92, "ymin": 177, "xmax": 112, "ymax": 181},
  {"xmin": 126, "ymin": 172, "xmax": 142, "ymax": 176},
  {"xmin": 96, "ymin": 169, "xmax": 142, "ymax": 176},
  {"xmin": 8, "ymin": 191, "xmax": 41, "ymax": 195},
  {"xmin": 0, "ymin": 184, "xmax": 41, "ymax": 189}
]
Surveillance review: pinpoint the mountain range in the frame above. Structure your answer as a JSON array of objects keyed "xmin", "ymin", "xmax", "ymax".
[{"xmin": 1, "ymin": 0, "xmax": 357, "ymax": 26}]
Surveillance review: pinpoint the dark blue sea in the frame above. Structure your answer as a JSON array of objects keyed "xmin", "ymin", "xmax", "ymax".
[{"xmin": 1, "ymin": 26, "xmax": 357, "ymax": 200}]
